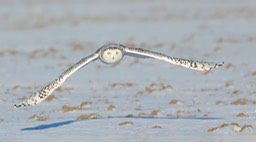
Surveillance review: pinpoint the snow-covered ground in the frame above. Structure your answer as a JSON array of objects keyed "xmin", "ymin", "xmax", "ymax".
[{"xmin": 1, "ymin": 0, "xmax": 256, "ymax": 141}]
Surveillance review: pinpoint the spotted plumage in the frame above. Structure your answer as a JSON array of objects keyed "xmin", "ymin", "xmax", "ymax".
[{"xmin": 14, "ymin": 43, "xmax": 224, "ymax": 108}]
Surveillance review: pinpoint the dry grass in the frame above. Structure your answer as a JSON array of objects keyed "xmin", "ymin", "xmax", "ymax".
[
  {"xmin": 138, "ymin": 112, "xmax": 146, "ymax": 116},
  {"xmin": 215, "ymin": 100, "xmax": 227, "ymax": 105},
  {"xmin": 152, "ymin": 125, "xmax": 162, "ymax": 129},
  {"xmin": 251, "ymin": 71, "xmax": 256, "ymax": 77},
  {"xmin": 225, "ymin": 63, "xmax": 234, "ymax": 70},
  {"xmin": 1, "ymin": 49, "xmax": 19, "ymax": 56},
  {"xmin": 236, "ymin": 113, "xmax": 248, "ymax": 118},
  {"xmin": 107, "ymin": 104, "xmax": 116, "ymax": 111},
  {"xmin": 80, "ymin": 100, "xmax": 92, "ymax": 108},
  {"xmin": 216, "ymin": 98, "xmax": 256, "ymax": 105},
  {"xmin": 213, "ymin": 47, "xmax": 222, "ymax": 54},
  {"xmin": 71, "ymin": 43, "xmax": 86, "ymax": 51},
  {"xmin": 28, "ymin": 48, "xmax": 57, "ymax": 59},
  {"xmin": 168, "ymin": 99, "xmax": 183, "ymax": 105},
  {"xmin": 144, "ymin": 81, "xmax": 172, "ymax": 94},
  {"xmin": 208, "ymin": 123, "xmax": 253, "ymax": 133},
  {"xmin": 28, "ymin": 114, "xmax": 49, "ymax": 121},
  {"xmin": 175, "ymin": 110, "xmax": 185, "ymax": 118},
  {"xmin": 62, "ymin": 105, "xmax": 82, "ymax": 112},
  {"xmin": 62, "ymin": 100, "xmax": 93, "ymax": 112},
  {"xmin": 151, "ymin": 110, "xmax": 160, "ymax": 116},
  {"xmin": 55, "ymin": 87, "xmax": 62, "ymax": 92},
  {"xmin": 224, "ymin": 81, "xmax": 233, "ymax": 87},
  {"xmin": 125, "ymin": 114, "xmax": 134, "ymax": 117},
  {"xmin": 118, "ymin": 121, "xmax": 134, "ymax": 126},
  {"xmin": 45, "ymin": 95, "xmax": 56, "ymax": 101},
  {"xmin": 231, "ymin": 90, "xmax": 241, "ymax": 95},
  {"xmin": 0, "ymin": 51, "xmax": 4, "ymax": 56},
  {"xmin": 110, "ymin": 82, "xmax": 134, "ymax": 88},
  {"xmin": 76, "ymin": 113, "xmax": 98, "ymax": 120},
  {"xmin": 230, "ymin": 98, "xmax": 254, "ymax": 105}
]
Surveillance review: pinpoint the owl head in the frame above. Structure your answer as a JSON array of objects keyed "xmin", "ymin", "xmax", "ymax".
[{"xmin": 98, "ymin": 43, "xmax": 125, "ymax": 64}]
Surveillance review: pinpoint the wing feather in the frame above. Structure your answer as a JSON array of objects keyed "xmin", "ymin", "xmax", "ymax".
[
  {"xmin": 14, "ymin": 52, "xmax": 99, "ymax": 108},
  {"xmin": 125, "ymin": 48, "xmax": 224, "ymax": 71}
]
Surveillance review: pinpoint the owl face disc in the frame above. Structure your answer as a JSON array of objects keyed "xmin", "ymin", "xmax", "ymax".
[{"xmin": 99, "ymin": 43, "xmax": 125, "ymax": 64}]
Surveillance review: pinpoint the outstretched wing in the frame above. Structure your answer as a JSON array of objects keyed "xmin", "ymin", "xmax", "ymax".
[
  {"xmin": 124, "ymin": 48, "xmax": 224, "ymax": 71},
  {"xmin": 14, "ymin": 52, "xmax": 99, "ymax": 108}
]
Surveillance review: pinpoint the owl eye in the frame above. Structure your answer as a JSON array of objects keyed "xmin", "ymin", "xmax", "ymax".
[
  {"xmin": 115, "ymin": 51, "xmax": 119, "ymax": 55},
  {"xmin": 107, "ymin": 52, "xmax": 112, "ymax": 55}
]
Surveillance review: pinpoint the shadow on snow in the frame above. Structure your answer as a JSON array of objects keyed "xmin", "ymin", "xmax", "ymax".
[
  {"xmin": 21, "ymin": 116, "xmax": 223, "ymax": 131},
  {"xmin": 21, "ymin": 120, "xmax": 77, "ymax": 131}
]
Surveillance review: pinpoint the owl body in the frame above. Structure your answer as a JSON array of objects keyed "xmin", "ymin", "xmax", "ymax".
[{"xmin": 14, "ymin": 43, "xmax": 223, "ymax": 108}]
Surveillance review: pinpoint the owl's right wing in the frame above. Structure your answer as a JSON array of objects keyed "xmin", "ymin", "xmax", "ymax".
[
  {"xmin": 14, "ymin": 52, "xmax": 99, "ymax": 108},
  {"xmin": 125, "ymin": 47, "xmax": 224, "ymax": 71}
]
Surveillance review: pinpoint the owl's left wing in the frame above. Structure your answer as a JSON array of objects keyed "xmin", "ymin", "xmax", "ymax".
[
  {"xmin": 14, "ymin": 52, "xmax": 99, "ymax": 108},
  {"xmin": 124, "ymin": 47, "xmax": 224, "ymax": 71}
]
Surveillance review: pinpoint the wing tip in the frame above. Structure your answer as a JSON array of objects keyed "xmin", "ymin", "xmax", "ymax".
[
  {"xmin": 13, "ymin": 103, "xmax": 28, "ymax": 108},
  {"xmin": 212, "ymin": 61, "xmax": 224, "ymax": 68},
  {"xmin": 13, "ymin": 98, "xmax": 34, "ymax": 108},
  {"xmin": 210, "ymin": 61, "xmax": 224, "ymax": 71},
  {"xmin": 202, "ymin": 61, "xmax": 224, "ymax": 72},
  {"xmin": 13, "ymin": 103, "xmax": 23, "ymax": 109},
  {"xmin": 219, "ymin": 61, "xmax": 224, "ymax": 66}
]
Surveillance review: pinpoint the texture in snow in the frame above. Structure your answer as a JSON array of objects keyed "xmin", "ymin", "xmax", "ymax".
[{"xmin": 0, "ymin": 0, "xmax": 256, "ymax": 141}]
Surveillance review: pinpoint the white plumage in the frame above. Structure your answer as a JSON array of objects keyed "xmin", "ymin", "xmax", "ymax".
[{"xmin": 14, "ymin": 43, "xmax": 224, "ymax": 108}]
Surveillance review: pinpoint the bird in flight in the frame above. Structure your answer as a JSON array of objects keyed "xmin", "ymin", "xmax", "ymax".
[{"xmin": 14, "ymin": 43, "xmax": 224, "ymax": 108}]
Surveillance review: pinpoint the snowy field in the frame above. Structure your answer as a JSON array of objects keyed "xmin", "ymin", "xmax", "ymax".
[{"xmin": 1, "ymin": 0, "xmax": 256, "ymax": 141}]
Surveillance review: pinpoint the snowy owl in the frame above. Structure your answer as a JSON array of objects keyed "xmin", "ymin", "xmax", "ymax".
[{"xmin": 14, "ymin": 43, "xmax": 224, "ymax": 108}]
